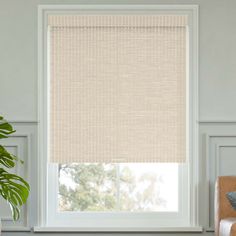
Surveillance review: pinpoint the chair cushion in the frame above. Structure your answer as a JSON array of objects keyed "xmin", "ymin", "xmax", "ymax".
[{"xmin": 220, "ymin": 218, "xmax": 236, "ymax": 236}]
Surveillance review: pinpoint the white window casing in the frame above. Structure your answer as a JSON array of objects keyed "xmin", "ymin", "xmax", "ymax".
[{"xmin": 37, "ymin": 4, "xmax": 199, "ymax": 232}]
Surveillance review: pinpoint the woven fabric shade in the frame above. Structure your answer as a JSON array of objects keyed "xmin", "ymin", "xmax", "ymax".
[{"xmin": 48, "ymin": 15, "xmax": 187, "ymax": 163}]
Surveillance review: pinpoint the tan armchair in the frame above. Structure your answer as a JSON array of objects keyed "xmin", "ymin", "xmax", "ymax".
[{"xmin": 215, "ymin": 176, "xmax": 236, "ymax": 236}]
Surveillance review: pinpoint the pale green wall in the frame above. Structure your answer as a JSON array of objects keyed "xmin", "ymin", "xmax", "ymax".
[{"xmin": 1, "ymin": 0, "xmax": 236, "ymax": 121}]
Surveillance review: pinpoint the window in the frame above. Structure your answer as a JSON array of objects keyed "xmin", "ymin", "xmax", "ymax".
[
  {"xmin": 38, "ymin": 5, "xmax": 199, "ymax": 231},
  {"xmin": 58, "ymin": 163, "xmax": 179, "ymax": 212}
]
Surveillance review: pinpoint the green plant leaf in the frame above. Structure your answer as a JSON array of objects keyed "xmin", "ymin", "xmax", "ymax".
[
  {"xmin": 0, "ymin": 118, "xmax": 15, "ymax": 139},
  {"xmin": 0, "ymin": 145, "xmax": 18, "ymax": 168},
  {"xmin": 0, "ymin": 168, "xmax": 30, "ymax": 221},
  {"xmin": 9, "ymin": 203, "xmax": 20, "ymax": 221}
]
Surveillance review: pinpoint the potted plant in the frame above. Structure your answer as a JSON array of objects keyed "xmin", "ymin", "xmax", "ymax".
[{"xmin": 0, "ymin": 115, "xmax": 30, "ymax": 223}]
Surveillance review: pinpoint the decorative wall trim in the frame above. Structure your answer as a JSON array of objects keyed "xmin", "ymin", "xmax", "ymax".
[
  {"xmin": 215, "ymin": 143, "xmax": 236, "ymax": 175},
  {"xmin": 199, "ymin": 120, "xmax": 236, "ymax": 124},
  {"xmin": 7, "ymin": 119, "xmax": 236, "ymax": 124},
  {"xmin": 0, "ymin": 133, "xmax": 32, "ymax": 230},
  {"xmin": 204, "ymin": 133, "xmax": 236, "ymax": 231},
  {"xmin": 8, "ymin": 120, "xmax": 38, "ymax": 124},
  {"xmin": 1, "ymin": 227, "xmax": 31, "ymax": 232}
]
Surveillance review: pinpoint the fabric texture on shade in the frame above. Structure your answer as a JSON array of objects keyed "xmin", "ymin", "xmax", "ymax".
[{"xmin": 49, "ymin": 15, "xmax": 187, "ymax": 163}]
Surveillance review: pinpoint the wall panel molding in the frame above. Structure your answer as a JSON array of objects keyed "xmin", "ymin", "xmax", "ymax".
[
  {"xmin": 8, "ymin": 119, "xmax": 236, "ymax": 124},
  {"xmin": 204, "ymin": 133, "xmax": 236, "ymax": 231},
  {"xmin": 0, "ymin": 132, "xmax": 33, "ymax": 230},
  {"xmin": 8, "ymin": 120, "xmax": 38, "ymax": 124},
  {"xmin": 199, "ymin": 120, "xmax": 236, "ymax": 124}
]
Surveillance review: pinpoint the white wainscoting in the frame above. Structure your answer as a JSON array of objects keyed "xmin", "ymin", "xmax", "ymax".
[
  {"xmin": 1, "ymin": 120, "xmax": 236, "ymax": 233},
  {"xmin": 0, "ymin": 122, "xmax": 37, "ymax": 231},
  {"xmin": 199, "ymin": 122, "xmax": 236, "ymax": 231}
]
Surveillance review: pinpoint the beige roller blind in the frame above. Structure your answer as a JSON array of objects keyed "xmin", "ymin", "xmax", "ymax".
[{"xmin": 48, "ymin": 15, "xmax": 187, "ymax": 163}]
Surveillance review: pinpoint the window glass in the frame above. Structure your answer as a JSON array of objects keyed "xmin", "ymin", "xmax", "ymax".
[{"xmin": 58, "ymin": 163, "xmax": 178, "ymax": 212}]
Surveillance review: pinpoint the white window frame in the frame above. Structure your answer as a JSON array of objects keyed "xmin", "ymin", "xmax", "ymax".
[
  {"xmin": 47, "ymin": 163, "xmax": 188, "ymax": 228},
  {"xmin": 37, "ymin": 4, "xmax": 199, "ymax": 232}
]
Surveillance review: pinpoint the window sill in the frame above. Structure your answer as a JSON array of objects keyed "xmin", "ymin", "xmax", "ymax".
[{"xmin": 33, "ymin": 226, "xmax": 203, "ymax": 233}]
